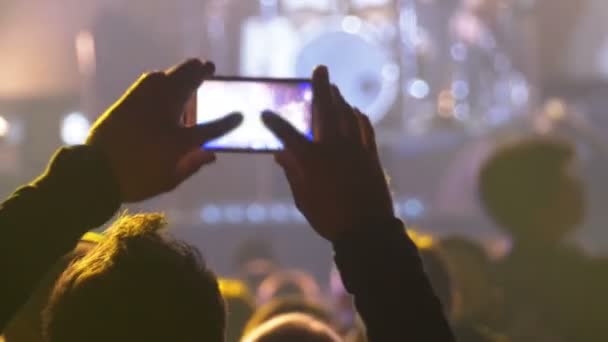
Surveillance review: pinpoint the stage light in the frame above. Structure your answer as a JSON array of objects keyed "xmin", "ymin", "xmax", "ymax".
[
  {"xmin": 544, "ymin": 98, "xmax": 566, "ymax": 120},
  {"xmin": 75, "ymin": 30, "xmax": 96, "ymax": 76},
  {"xmin": 407, "ymin": 79, "xmax": 430, "ymax": 99},
  {"xmin": 0, "ymin": 116, "xmax": 9, "ymax": 138},
  {"xmin": 269, "ymin": 203, "xmax": 290, "ymax": 223},
  {"xmin": 200, "ymin": 205, "xmax": 222, "ymax": 224},
  {"xmin": 224, "ymin": 204, "xmax": 245, "ymax": 224},
  {"xmin": 452, "ymin": 80, "xmax": 470, "ymax": 100},
  {"xmin": 403, "ymin": 198, "xmax": 424, "ymax": 218},
  {"xmin": 61, "ymin": 112, "xmax": 90, "ymax": 145},
  {"xmin": 342, "ymin": 16, "xmax": 362, "ymax": 34},
  {"xmin": 454, "ymin": 103, "xmax": 470, "ymax": 121},
  {"xmin": 511, "ymin": 80, "xmax": 530, "ymax": 107},
  {"xmin": 246, "ymin": 203, "xmax": 267, "ymax": 224},
  {"xmin": 450, "ymin": 43, "xmax": 468, "ymax": 62},
  {"xmin": 382, "ymin": 63, "xmax": 400, "ymax": 82}
]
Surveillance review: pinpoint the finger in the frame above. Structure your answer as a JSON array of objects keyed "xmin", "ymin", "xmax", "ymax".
[
  {"xmin": 355, "ymin": 109, "xmax": 378, "ymax": 153},
  {"xmin": 312, "ymin": 65, "xmax": 338, "ymax": 142},
  {"xmin": 182, "ymin": 112, "xmax": 242, "ymax": 147},
  {"xmin": 120, "ymin": 71, "xmax": 167, "ymax": 105},
  {"xmin": 166, "ymin": 59, "xmax": 215, "ymax": 116},
  {"xmin": 262, "ymin": 111, "xmax": 310, "ymax": 153},
  {"xmin": 174, "ymin": 148, "xmax": 216, "ymax": 184},
  {"xmin": 331, "ymin": 85, "xmax": 359, "ymax": 140},
  {"xmin": 275, "ymin": 150, "xmax": 300, "ymax": 175}
]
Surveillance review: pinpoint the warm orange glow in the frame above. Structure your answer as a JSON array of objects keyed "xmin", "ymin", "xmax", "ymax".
[
  {"xmin": 407, "ymin": 228, "xmax": 435, "ymax": 249},
  {"xmin": 75, "ymin": 30, "xmax": 96, "ymax": 77}
]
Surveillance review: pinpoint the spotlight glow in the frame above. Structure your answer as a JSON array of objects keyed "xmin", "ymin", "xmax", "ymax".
[{"xmin": 61, "ymin": 112, "xmax": 90, "ymax": 145}]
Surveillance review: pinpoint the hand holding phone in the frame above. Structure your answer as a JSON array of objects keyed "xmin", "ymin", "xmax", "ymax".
[
  {"xmin": 262, "ymin": 66, "xmax": 395, "ymax": 241},
  {"xmin": 192, "ymin": 77, "xmax": 314, "ymax": 152}
]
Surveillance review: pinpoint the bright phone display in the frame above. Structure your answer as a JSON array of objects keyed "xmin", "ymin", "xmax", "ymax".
[{"xmin": 195, "ymin": 77, "xmax": 313, "ymax": 152}]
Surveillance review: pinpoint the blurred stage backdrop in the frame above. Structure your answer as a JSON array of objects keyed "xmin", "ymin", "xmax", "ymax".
[{"xmin": 2, "ymin": 0, "xmax": 608, "ymax": 282}]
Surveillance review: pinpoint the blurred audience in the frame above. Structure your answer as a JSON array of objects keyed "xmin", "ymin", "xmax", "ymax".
[
  {"xmin": 243, "ymin": 296, "xmax": 334, "ymax": 337},
  {"xmin": 219, "ymin": 278, "xmax": 256, "ymax": 342},
  {"xmin": 234, "ymin": 238, "xmax": 278, "ymax": 292},
  {"xmin": 440, "ymin": 236, "xmax": 503, "ymax": 328},
  {"xmin": 256, "ymin": 269, "xmax": 321, "ymax": 305},
  {"xmin": 480, "ymin": 136, "xmax": 608, "ymax": 341},
  {"xmin": 242, "ymin": 313, "xmax": 341, "ymax": 342}
]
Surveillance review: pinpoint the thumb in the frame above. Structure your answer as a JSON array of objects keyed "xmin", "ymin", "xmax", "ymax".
[
  {"xmin": 183, "ymin": 112, "xmax": 243, "ymax": 147},
  {"xmin": 174, "ymin": 148, "xmax": 216, "ymax": 184}
]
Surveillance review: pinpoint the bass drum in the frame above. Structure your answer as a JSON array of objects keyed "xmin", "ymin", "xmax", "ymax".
[{"xmin": 294, "ymin": 17, "xmax": 399, "ymax": 124}]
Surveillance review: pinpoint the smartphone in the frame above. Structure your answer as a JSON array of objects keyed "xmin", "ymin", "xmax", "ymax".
[{"xmin": 191, "ymin": 76, "xmax": 314, "ymax": 152}]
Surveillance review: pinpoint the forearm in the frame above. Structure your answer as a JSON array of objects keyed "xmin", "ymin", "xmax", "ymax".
[
  {"xmin": 0, "ymin": 146, "xmax": 120, "ymax": 331},
  {"xmin": 334, "ymin": 218, "xmax": 455, "ymax": 342}
]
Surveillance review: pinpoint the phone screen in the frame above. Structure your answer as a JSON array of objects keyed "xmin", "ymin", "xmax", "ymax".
[{"xmin": 195, "ymin": 77, "xmax": 313, "ymax": 152}]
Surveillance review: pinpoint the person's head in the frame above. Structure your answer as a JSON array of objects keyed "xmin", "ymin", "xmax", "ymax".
[
  {"xmin": 243, "ymin": 296, "xmax": 334, "ymax": 337},
  {"xmin": 4, "ymin": 235, "xmax": 100, "ymax": 342},
  {"xmin": 242, "ymin": 313, "xmax": 342, "ymax": 342},
  {"xmin": 43, "ymin": 213, "xmax": 225, "ymax": 342},
  {"xmin": 234, "ymin": 238, "xmax": 277, "ymax": 291},
  {"xmin": 479, "ymin": 137, "xmax": 584, "ymax": 243},
  {"xmin": 256, "ymin": 269, "xmax": 321, "ymax": 304},
  {"xmin": 219, "ymin": 278, "xmax": 256, "ymax": 342}
]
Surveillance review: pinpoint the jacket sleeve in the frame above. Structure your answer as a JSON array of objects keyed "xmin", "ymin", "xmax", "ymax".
[
  {"xmin": 0, "ymin": 146, "xmax": 121, "ymax": 331},
  {"xmin": 333, "ymin": 218, "xmax": 455, "ymax": 342}
]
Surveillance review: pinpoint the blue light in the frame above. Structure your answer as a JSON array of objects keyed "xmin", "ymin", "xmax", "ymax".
[
  {"xmin": 200, "ymin": 205, "xmax": 221, "ymax": 224},
  {"xmin": 224, "ymin": 205, "xmax": 245, "ymax": 224},
  {"xmin": 403, "ymin": 199, "xmax": 425, "ymax": 218},
  {"xmin": 270, "ymin": 203, "xmax": 290, "ymax": 223},
  {"xmin": 246, "ymin": 203, "xmax": 267, "ymax": 224},
  {"xmin": 408, "ymin": 79, "xmax": 430, "ymax": 99}
]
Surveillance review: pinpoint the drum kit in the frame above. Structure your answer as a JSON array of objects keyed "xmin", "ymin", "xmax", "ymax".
[{"xmin": 239, "ymin": 0, "xmax": 531, "ymax": 137}]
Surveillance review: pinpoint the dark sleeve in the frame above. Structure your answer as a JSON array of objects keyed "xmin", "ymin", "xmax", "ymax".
[
  {"xmin": 333, "ymin": 218, "xmax": 455, "ymax": 342},
  {"xmin": 0, "ymin": 146, "xmax": 121, "ymax": 331}
]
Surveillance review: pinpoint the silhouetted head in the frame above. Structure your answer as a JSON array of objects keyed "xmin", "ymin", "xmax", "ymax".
[
  {"xmin": 479, "ymin": 137, "xmax": 584, "ymax": 244},
  {"xmin": 243, "ymin": 296, "xmax": 334, "ymax": 337},
  {"xmin": 256, "ymin": 269, "xmax": 321, "ymax": 304},
  {"xmin": 234, "ymin": 238, "xmax": 277, "ymax": 291},
  {"xmin": 44, "ymin": 213, "xmax": 225, "ymax": 342},
  {"xmin": 242, "ymin": 313, "xmax": 342, "ymax": 342}
]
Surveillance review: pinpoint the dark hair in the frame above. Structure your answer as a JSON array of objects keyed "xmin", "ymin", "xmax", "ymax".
[
  {"xmin": 4, "ymin": 237, "xmax": 98, "ymax": 342},
  {"xmin": 244, "ymin": 296, "xmax": 333, "ymax": 337},
  {"xmin": 243, "ymin": 313, "xmax": 341, "ymax": 342},
  {"xmin": 43, "ymin": 213, "xmax": 225, "ymax": 342},
  {"xmin": 479, "ymin": 137, "xmax": 579, "ymax": 238}
]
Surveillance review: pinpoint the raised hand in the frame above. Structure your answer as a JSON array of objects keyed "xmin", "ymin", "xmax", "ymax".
[
  {"xmin": 87, "ymin": 59, "xmax": 242, "ymax": 202},
  {"xmin": 262, "ymin": 66, "xmax": 394, "ymax": 241}
]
